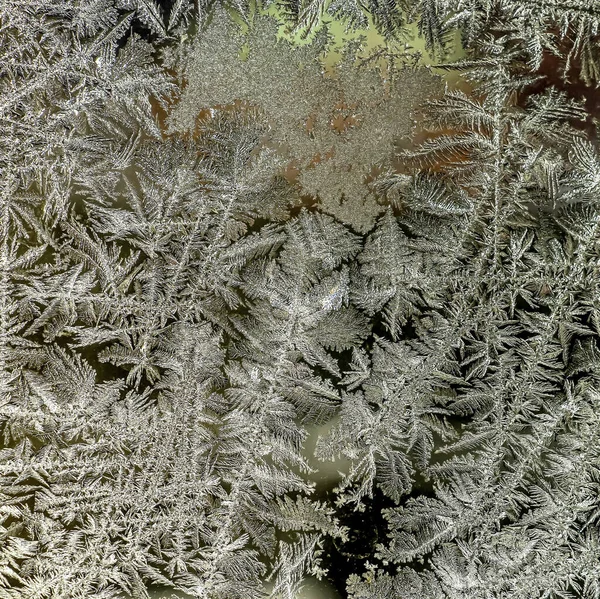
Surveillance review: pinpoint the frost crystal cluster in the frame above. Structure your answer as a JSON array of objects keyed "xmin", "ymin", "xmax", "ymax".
[{"xmin": 2, "ymin": 2, "xmax": 600, "ymax": 599}]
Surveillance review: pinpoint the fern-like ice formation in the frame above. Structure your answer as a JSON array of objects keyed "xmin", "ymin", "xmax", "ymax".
[{"xmin": 2, "ymin": 1, "xmax": 600, "ymax": 599}]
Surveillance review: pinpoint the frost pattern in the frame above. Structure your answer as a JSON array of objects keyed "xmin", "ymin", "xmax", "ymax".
[{"xmin": 2, "ymin": 2, "xmax": 600, "ymax": 599}]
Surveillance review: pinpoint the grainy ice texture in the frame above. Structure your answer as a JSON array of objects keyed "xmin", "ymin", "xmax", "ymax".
[{"xmin": 167, "ymin": 10, "xmax": 442, "ymax": 232}]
